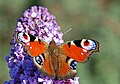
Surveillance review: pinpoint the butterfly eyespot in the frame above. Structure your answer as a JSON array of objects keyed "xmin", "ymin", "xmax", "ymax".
[
  {"xmin": 66, "ymin": 57, "xmax": 78, "ymax": 70},
  {"xmin": 70, "ymin": 60, "xmax": 77, "ymax": 70},
  {"xmin": 17, "ymin": 32, "xmax": 30, "ymax": 43},
  {"xmin": 81, "ymin": 39, "xmax": 97, "ymax": 50},
  {"xmin": 34, "ymin": 53, "xmax": 45, "ymax": 66},
  {"xmin": 35, "ymin": 56, "xmax": 43, "ymax": 65}
]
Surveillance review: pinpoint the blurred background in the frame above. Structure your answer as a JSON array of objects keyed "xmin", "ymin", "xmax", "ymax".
[{"xmin": 0, "ymin": 0, "xmax": 120, "ymax": 84}]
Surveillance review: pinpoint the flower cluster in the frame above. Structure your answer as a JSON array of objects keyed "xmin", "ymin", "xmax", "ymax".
[{"xmin": 5, "ymin": 6, "xmax": 79, "ymax": 84}]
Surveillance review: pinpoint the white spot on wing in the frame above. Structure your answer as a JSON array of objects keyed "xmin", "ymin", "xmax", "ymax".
[
  {"xmin": 83, "ymin": 49, "xmax": 87, "ymax": 52},
  {"xmin": 30, "ymin": 46, "xmax": 32, "ymax": 49},
  {"xmin": 81, "ymin": 53, "xmax": 84, "ymax": 55},
  {"xmin": 71, "ymin": 41, "xmax": 75, "ymax": 45}
]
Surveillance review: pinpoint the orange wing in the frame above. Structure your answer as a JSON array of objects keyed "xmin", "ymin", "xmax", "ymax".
[
  {"xmin": 16, "ymin": 32, "xmax": 47, "ymax": 57},
  {"xmin": 60, "ymin": 39, "xmax": 99, "ymax": 62},
  {"xmin": 25, "ymin": 41, "xmax": 46, "ymax": 57}
]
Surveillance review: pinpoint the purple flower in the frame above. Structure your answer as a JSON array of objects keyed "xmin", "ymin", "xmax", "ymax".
[{"xmin": 5, "ymin": 6, "xmax": 79, "ymax": 84}]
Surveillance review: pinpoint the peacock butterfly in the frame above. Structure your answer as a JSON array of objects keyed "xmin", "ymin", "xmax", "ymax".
[{"xmin": 16, "ymin": 32, "xmax": 99, "ymax": 79}]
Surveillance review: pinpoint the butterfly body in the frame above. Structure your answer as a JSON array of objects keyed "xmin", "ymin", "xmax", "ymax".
[
  {"xmin": 33, "ymin": 40, "xmax": 77, "ymax": 79},
  {"xmin": 16, "ymin": 32, "xmax": 99, "ymax": 79}
]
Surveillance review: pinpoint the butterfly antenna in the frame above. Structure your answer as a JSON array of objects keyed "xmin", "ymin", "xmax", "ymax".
[{"xmin": 63, "ymin": 28, "xmax": 72, "ymax": 36}]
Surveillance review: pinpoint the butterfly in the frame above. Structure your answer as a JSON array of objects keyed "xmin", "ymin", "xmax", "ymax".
[{"xmin": 16, "ymin": 32, "xmax": 99, "ymax": 79}]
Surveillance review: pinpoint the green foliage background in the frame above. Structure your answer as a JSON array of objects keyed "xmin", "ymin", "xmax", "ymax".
[{"xmin": 0, "ymin": 0, "xmax": 120, "ymax": 84}]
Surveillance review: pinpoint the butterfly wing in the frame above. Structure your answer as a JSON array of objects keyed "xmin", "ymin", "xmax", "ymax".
[
  {"xmin": 59, "ymin": 39, "xmax": 99, "ymax": 63},
  {"xmin": 16, "ymin": 33, "xmax": 99, "ymax": 79},
  {"xmin": 56, "ymin": 54, "xmax": 77, "ymax": 79},
  {"xmin": 33, "ymin": 52, "xmax": 56, "ymax": 78},
  {"xmin": 16, "ymin": 32, "xmax": 55, "ymax": 77},
  {"xmin": 16, "ymin": 32, "xmax": 47, "ymax": 57},
  {"xmin": 56, "ymin": 39, "xmax": 99, "ymax": 79}
]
